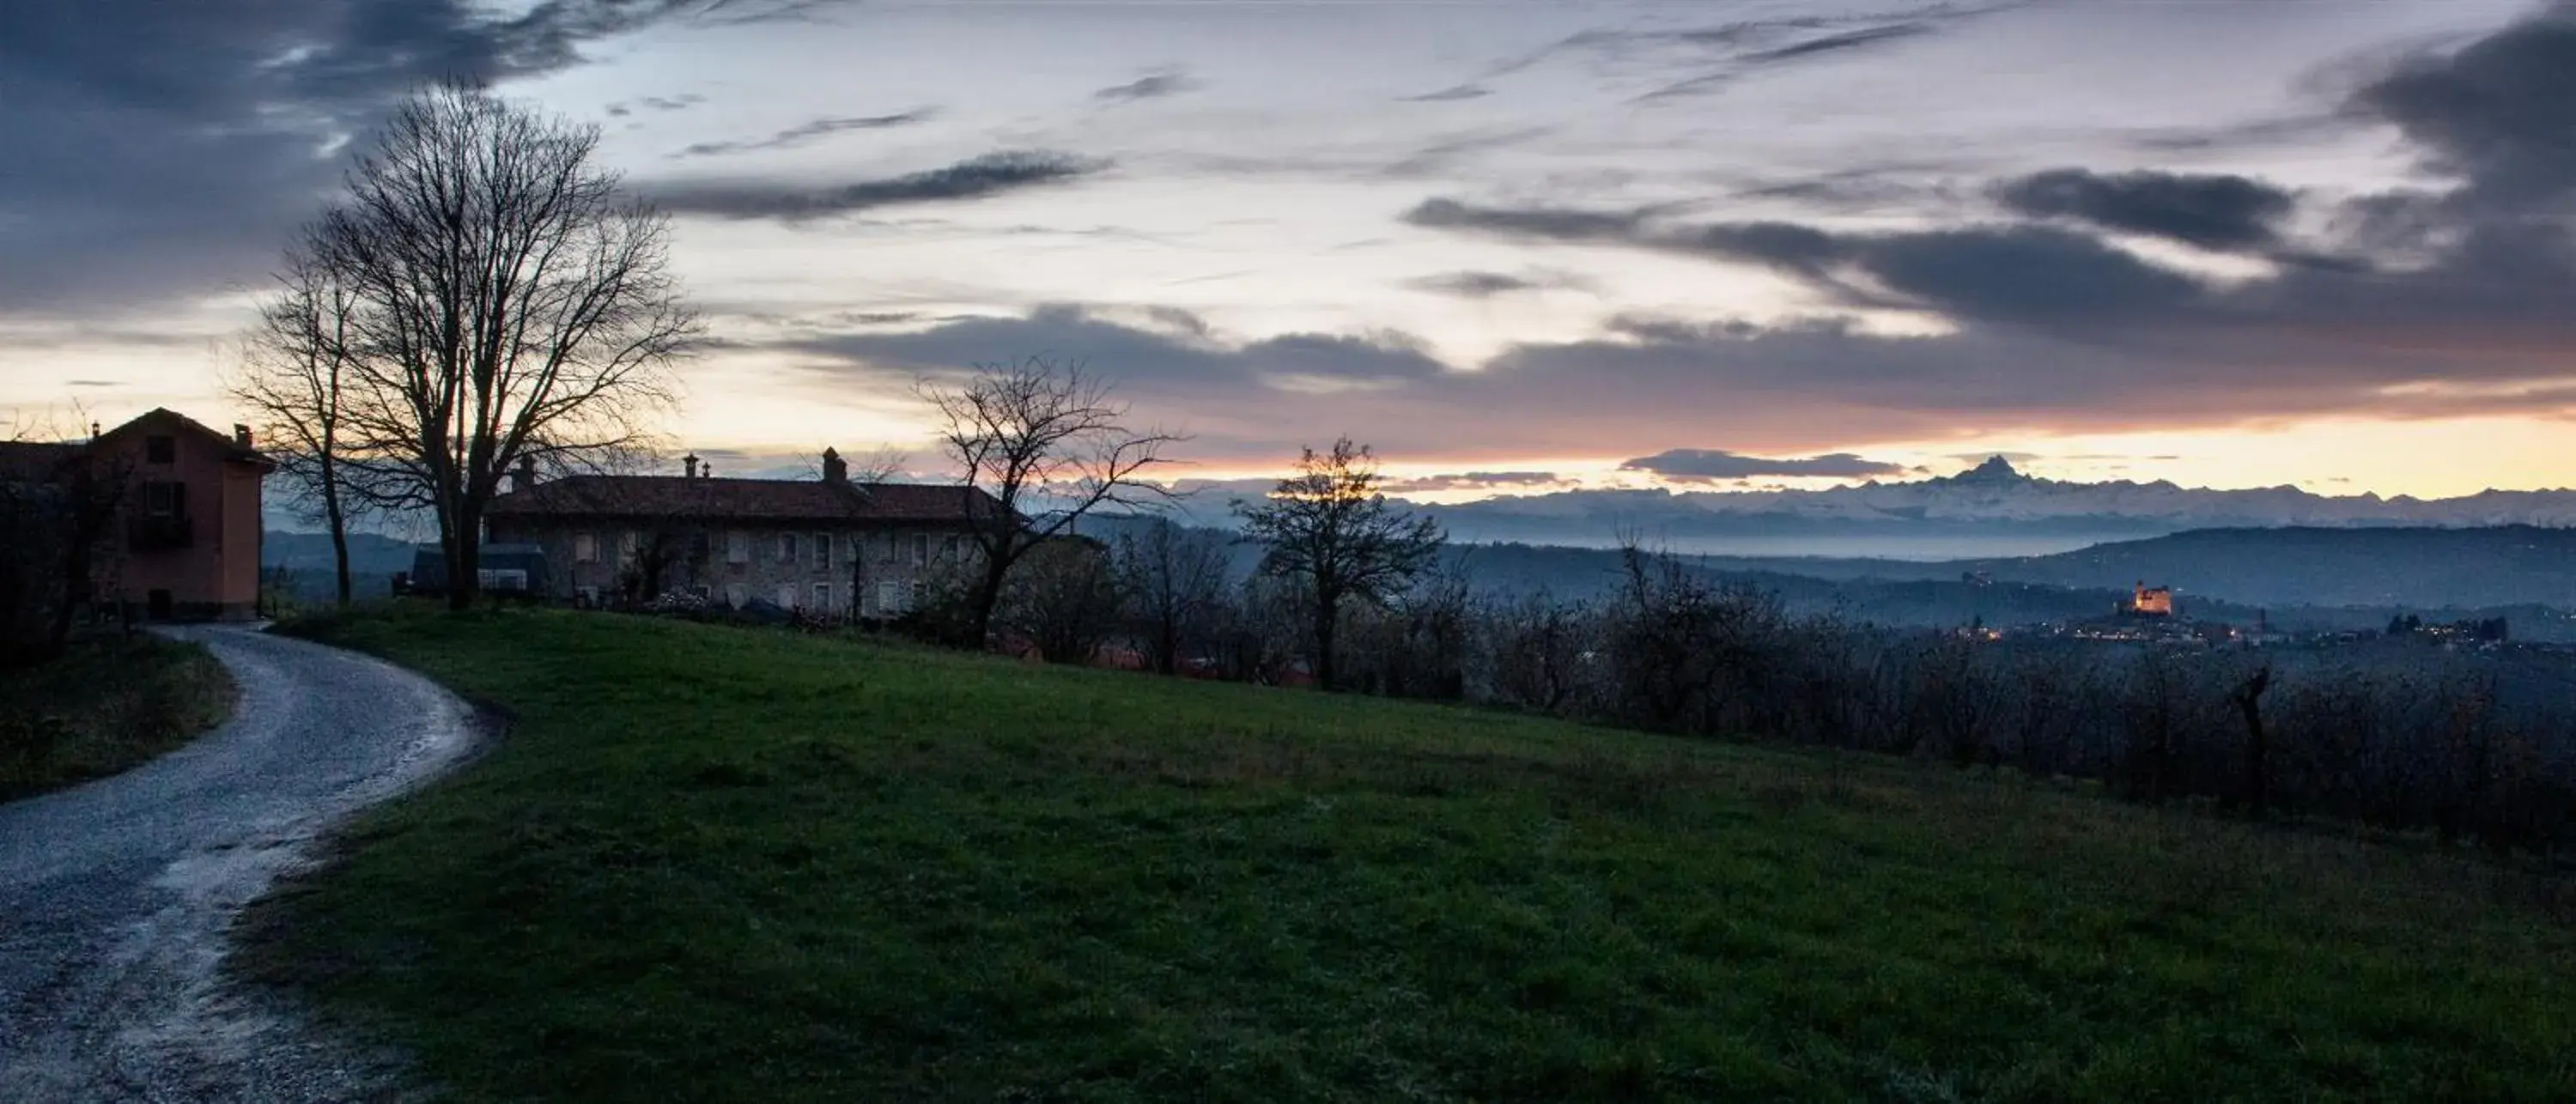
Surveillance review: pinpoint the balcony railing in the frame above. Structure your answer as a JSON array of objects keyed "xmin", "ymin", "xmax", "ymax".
[{"xmin": 128, "ymin": 515, "xmax": 195, "ymax": 551}]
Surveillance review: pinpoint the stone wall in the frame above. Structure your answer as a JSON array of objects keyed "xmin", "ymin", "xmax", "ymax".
[{"xmin": 489, "ymin": 519, "xmax": 978, "ymax": 617}]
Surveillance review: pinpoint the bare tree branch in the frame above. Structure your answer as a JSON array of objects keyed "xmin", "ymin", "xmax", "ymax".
[{"xmin": 915, "ymin": 355, "xmax": 1184, "ymax": 645}]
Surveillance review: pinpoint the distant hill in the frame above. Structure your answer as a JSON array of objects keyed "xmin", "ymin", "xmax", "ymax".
[
  {"xmin": 1413, "ymin": 457, "xmax": 2576, "ymax": 557},
  {"xmin": 263, "ymin": 530, "xmax": 418, "ymax": 576},
  {"xmin": 1680, "ymin": 525, "xmax": 2576, "ymax": 611}
]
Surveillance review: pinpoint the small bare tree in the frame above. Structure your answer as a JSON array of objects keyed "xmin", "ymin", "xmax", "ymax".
[
  {"xmin": 920, "ymin": 357, "xmax": 1182, "ymax": 646},
  {"xmin": 287, "ymin": 83, "xmax": 699, "ymax": 610},
  {"xmin": 1113, "ymin": 519, "xmax": 1233, "ymax": 675},
  {"xmin": 229, "ymin": 247, "xmax": 371, "ymax": 605},
  {"xmin": 1236, "ymin": 439, "xmax": 1443, "ymax": 692}
]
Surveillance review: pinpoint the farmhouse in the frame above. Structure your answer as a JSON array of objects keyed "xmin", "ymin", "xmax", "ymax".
[
  {"xmin": 484, "ymin": 448, "xmax": 1008, "ymax": 617},
  {"xmin": 1, "ymin": 409, "xmax": 274, "ymax": 621}
]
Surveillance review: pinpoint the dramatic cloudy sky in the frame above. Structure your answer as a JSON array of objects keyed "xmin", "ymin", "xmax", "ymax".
[{"xmin": 8, "ymin": 0, "xmax": 2576, "ymax": 499}]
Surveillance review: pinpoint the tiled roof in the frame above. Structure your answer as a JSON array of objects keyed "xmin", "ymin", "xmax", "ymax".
[
  {"xmin": 487, "ymin": 476, "xmax": 1008, "ymax": 525},
  {"xmin": 96, "ymin": 407, "xmax": 272, "ymax": 467}
]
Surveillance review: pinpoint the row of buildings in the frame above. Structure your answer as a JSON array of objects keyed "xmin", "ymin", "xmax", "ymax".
[
  {"xmin": 5, "ymin": 409, "xmax": 1001, "ymax": 622},
  {"xmin": 479, "ymin": 447, "xmax": 1003, "ymax": 618}
]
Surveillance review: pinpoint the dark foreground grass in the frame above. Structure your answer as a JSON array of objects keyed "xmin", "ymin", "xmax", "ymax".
[
  {"xmin": 0, "ymin": 632, "xmax": 235, "ymax": 801},
  {"xmin": 247, "ymin": 607, "xmax": 2575, "ymax": 1102}
]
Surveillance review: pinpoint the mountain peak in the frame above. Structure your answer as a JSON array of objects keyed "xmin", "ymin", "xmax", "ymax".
[{"xmin": 1956, "ymin": 455, "xmax": 2026, "ymax": 482}]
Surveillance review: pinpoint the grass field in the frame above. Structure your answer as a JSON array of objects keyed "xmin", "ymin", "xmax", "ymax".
[
  {"xmin": 0, "ymin": 631, "xmax": 235, "ymax": 801},
  {"xmin": 249, "ymin": 606, "xmax": 2575, "ymax": 1102}
]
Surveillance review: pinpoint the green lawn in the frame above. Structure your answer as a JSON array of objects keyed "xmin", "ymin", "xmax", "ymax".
[
  {"xmin": 1, "ymin": 631, "xmax": 235, "ymax": 801},
  {"xmin": 249, "ymin": 607, "xmax": 2574, "ymax": 1102}
]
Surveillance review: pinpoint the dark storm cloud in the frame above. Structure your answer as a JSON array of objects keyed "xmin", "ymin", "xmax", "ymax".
[
  {"xmin": 671, "ymin": 108, "xmax": 938, "ymax": 157},
  {"xmin": 653, "ymin": 151, "xmax": 1109, "ymax": 220},
  {"xmin": 1095, "ymin": 70, "xmax": 1200, "ymax": 103},
  {"xmin": 1620, "ymin": 449, "xmax": 1908, "ymax": 480},
  {"xmin": 0, "ymin": 0, "xmax": 828, "ymax": 318},
  {"xmin": 1990, "ymin": 168, "xmax": 2297, "ymax": 252}
]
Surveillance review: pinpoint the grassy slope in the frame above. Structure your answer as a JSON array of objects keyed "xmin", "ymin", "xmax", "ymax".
[
  {"xmin": 252, "ymin": 608, "xmax": 2574, "ymax": 1103},
  {"xmin": 0, "ymin": 633, "xmax": 236, "ymax": 801}
]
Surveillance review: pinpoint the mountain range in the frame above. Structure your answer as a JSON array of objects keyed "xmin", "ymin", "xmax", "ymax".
[{"xmin": 1412, "ymin": 457, "xmax": 2576, "ymax": 558}]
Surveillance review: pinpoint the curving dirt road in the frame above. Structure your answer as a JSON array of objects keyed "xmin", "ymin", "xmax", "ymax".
[{"xmin": 0, "ymin": 625, "xmax": 478, "ymax": 1102}]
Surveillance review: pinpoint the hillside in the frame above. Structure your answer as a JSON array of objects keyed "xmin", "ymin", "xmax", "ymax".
[{"xmin": 248, "ymin": 608, "xmax": 2573, "ymax": 1102}]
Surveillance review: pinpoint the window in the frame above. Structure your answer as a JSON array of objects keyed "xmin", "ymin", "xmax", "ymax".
[
  {"xmin": 778, "ymin": 583, "xmax": 799, "ymax": 610},
  {"xmin": 141, "ymin": 480, "xmax": 185, "ymax": 518},
  {"xmin": 726, "ymin": 531, "xmax": 749, "ymax": 565},
  {"xmin": 574, "ymin": 532, "xmax": 598, "ymax": 564},
  {"xmin": 812, "ymin": 532, "xmax": 831, "ymax": 571},
  {"xmin": 942, "ymin": 535, "xmax": 960, "ymax": 559},
  {"xmin": 144, "ymin": 434, "xmax": 174, "ymax": 464},
  {"xmin": 812, "ymin": 582, "xmax": 833, "ymax": 613},
  {"xmin": 777, "ymin": 532, "xmax": 798, "ymax": 564},
  {"xmin": 877, "ymin": 580, "xmax": 901, "ymax": 614},
  {"xmin": 846, "ymin": 534, "xmax": 861, "ymax": 567},
  {"xmin": 912, "ymin": 533, "xmax": 930, "ymax": 566},
  {"xmin": 723, "ymin": 584, "xmax": 745, "ymax": 608},
  {"xmin": 911, "ymin": 579, "xmax": 925, "ymax": 607},
  {"xmin": 618, "ymin": 531, "xmax": 639, "ymax": 565}
]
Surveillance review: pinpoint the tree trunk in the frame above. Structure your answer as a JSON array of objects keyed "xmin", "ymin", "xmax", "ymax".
[
  {"xmin": 325, "ymin": 476, "xmax": 352, "ymax": 606},
  {"xmin": 969, "ymin": 552, "xmax": 1011, "ymax": 649},
  {"xmin": 444, "ymin": 505, "xmax": 483, "ymax": 611},
  {"xmin": 1312, "ymin": 595, "xmax": 1338, "ymax": 692},
  {"xmin": 1154, "ymin": 613, "xmax": 1179, "ymax": 676}
]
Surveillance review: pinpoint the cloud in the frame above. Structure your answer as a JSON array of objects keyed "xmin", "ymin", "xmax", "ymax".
[
  {"xmin": 787, "ymin": 303, "xmax": 1449, "ymax": 393},
  {"xmin": 0, "ymin": 0, "xmax": 831, "ymax": 318},
  {"xmin": 1413, "ymin": 197, "xmax": 2214, "ymax": 324},
  {"xmin": 1991, "ymin": 168, "xmax": 2297, "ymax": 252},
  {"xmin": 2347, "ymin": 6, "xmax": 2576, "ymax": 213},
  {"xmin": 1403, "ymin": 270, "xmax": 1590, "ymax": 299},
  {"xmin": 1738, "ymin": 21, "xmax": 1938, "ymax": 65},
  {"xmin": 1383, "ymin": 471, "xmax": 1564, "ymax": 494},
  {"xmin": 1619, "ymin": 448, "xmax": 1908, "ymax": 481},
  {"xmin": 671, "ymin": 108, "xmax": 938, "ymax": 157},
  {"xmin": 610, "ymin": 93, "xmax": 706, "ymax": 117},
  {"xmin": 1402, "ymin": 197, "xmax": 1648, "ymax": 241},
  {"xmin": 1400, "ymin": 83, "xmax": 1492, "ymax": 103},
  {"xmin": 1095, "ymin": 70, "xmax": 1199, "ymax": 103},
  {"xmin": 653, "ymin": 150, "xmax": 1109, "ymax": 220}
]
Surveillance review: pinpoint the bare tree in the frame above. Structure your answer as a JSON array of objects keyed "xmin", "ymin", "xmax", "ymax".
[
  {"xmin": 289, "ymin": 83, "xmax": 699, "ymax": 610},
  {"xmin": 919, "ymin": 356, "xmax": 1182, "ymax": 646},
  {"xmin": 1113, "ymin": 519, "xmax": 1232, "ymax": 675},
  {"xmin": 999, "ymin": 535, "xmax": 1123, "ymax": 664},
  {"xmin": 1236, "ymin": 439, "xmax": 1443, "ymax": 691},
  {"xmin": 229, "ymin": 247, "xmax": 371, "ymax": 605}
]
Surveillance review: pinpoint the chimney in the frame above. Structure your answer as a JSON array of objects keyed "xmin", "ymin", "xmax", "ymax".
[
  {"xmin": 512, "ymin": 453, "xmax": 538, "ymax": 494},
  {"xmin": 822, "ymin": 446, "xmax": 848, "ymax": 485},
  {"xmin": 683, "ymin": 452, "xmax": 701, "ymax": 479},
  {"xmin": 234, "ymin": 423, "xmax": 253, "ymax": 449}
]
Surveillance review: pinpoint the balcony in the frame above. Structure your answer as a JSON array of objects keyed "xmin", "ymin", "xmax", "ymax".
[{"xmin": 128, "ymin": 515, "xmax": 195, "ymax": 552}]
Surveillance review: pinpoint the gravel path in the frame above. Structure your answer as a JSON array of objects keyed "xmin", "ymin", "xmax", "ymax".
[{"xmin": 0, "ymin": 625, "xmax": 479, "ymax": 1101}]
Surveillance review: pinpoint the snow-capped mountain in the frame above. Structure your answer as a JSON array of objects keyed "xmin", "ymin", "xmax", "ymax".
[{"xmin": 1414, "ymin": 457, "xmax": 2576, "ymax": 557}]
